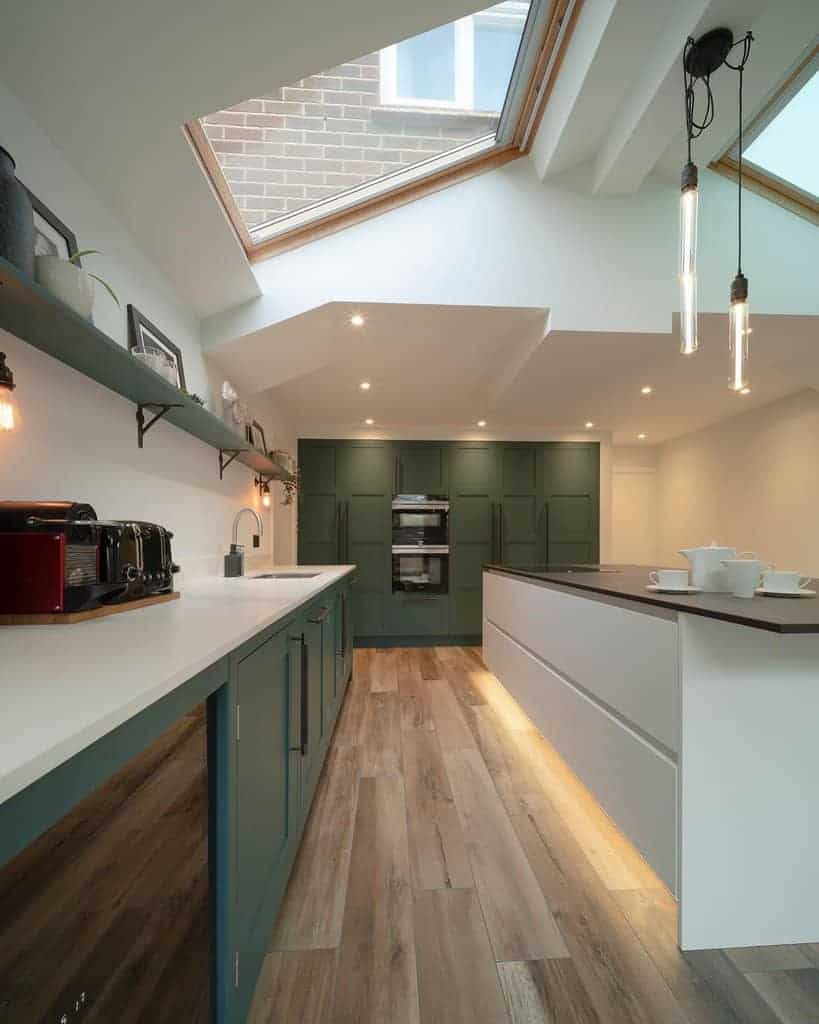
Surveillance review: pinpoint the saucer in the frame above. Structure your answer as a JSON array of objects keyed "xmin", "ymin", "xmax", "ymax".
[
  {"xmin": 755, "ymin": 587, "xmax": 816, "ymax": 598},
  {"xmin": 646, "ymin": 584, "xmax": 701, "ymax": 594}
]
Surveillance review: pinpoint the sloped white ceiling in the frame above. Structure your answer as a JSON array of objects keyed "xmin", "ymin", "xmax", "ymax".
[{"xmin": 0, "ymin": 0, "xmax": 491, "ymax": 316}]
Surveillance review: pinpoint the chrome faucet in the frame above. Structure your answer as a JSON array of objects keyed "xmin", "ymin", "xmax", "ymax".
[{"xmin": 225, "ymin": 507, "xmax": 264, "ymax": 577}]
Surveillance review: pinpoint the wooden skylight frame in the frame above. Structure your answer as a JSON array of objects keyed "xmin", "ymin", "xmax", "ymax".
[
  {"xmin": 185, "ymin": 0, "xmax": 582, "ymax": 262},
  {"xmin": 710, "ymin": 44, "xmax": 819, "ymax": 227}
]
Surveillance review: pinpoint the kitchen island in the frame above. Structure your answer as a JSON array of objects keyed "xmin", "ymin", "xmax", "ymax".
[
  {"xmin": 0, "ymin": 565, "xmax": 355, "ymax": 1023},
  {"xmin": 483, "ymin": 564, "xmax": 819, "ymax": 951}
]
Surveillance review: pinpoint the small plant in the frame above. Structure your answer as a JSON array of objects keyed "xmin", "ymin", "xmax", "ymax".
[{"xmin": 68, "ymin": 250, "xmax": 121, "ymax": 307}]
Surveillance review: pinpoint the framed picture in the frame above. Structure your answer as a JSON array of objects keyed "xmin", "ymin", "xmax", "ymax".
[
  {"xmin": 127, "ymin": 304, "xmax": 186, "ymax": 390},
  {"xmin": 247, "ymin": 419, "xmax": 267, "ymax": 452},
  {"xmin": 25, "ymin": 188, "xmax": 80, "ymax": 263}
]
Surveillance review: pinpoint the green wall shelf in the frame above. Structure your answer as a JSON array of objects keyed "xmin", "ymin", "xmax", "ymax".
[{"xmin": 0, "ymin": 255, "xmax": 292, "ymax": 482}]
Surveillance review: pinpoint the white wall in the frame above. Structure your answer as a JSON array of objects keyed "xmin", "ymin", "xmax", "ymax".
[
  {"xmin": 654, "ymin": 389, "xmax": 819, "ymax": 577},
  {"xmin": 203, "ymin": 158, "xmax": 819, "ymax": 349},
  {"xmin": 0, "ymin": 78, "xmax": 296, "ymax": 574},
  {"xmin": 611, "ymin": 445, "xmax": 657, "ymax": 566}
]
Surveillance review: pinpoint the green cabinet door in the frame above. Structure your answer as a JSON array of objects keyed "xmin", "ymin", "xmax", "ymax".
[
  {"xmin": 543, "ymin": 442, "xmax": 600, "ymax": 564},
  {"xmin": 335, "ymin": 584, "xmax": 353, "ymax": 701},
  {"xmin": 235, "ymin": 628, "xmax": 294, "ymax": 1010},
  {"xmin": 394, "ymin": 443, "xmax": 448, "ymax": 494},
  {"xmin": 449, "ymin": 442, "xmax": 500, "ymax": 636},
  {"xmin": 338, "ymin": 442, "xmax": 392, "ymax": 638},
  {"xmin": 300, "ymin": 613, "xmax": 325, "ymax": 809},
  {"xmin": 391, "ymin": 593, "xmax": 448, "ymax": 635},
  {"xmin": 318, "ymin": 601, "xmax": 337, "ymax": 738},
  {"xmin": 298, "ymin": 442, "xmax": 341, "ymax": 565},
  {"xmin": 498, "ymin": 444, "xmax": 543, "ymax": 567}
]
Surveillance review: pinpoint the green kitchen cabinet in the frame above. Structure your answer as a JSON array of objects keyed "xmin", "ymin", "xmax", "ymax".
[
  {"xmin": 449, "ymin": 442, "xmax": 500, "ymax": 636},
  {"xmin": 335, "ymin": 582, "xmax": 353, "ymax": 698},
  {"xmin": 298, "ymin": 442, "xmax": 341, "ymax": 564},
  {"xmin": 316, "ymin": 600, "xmax": 338, "ymax": 738},
  {"xmin": 338, "ymin": 441, "xmax": 392, "ymax": 638},
  {"xmin": 234, "ymin": 627, "xmax": 297, "ymax": 1012},
  {"xmin": 297, "ymin": 439, "xmax": 599, "ymax": 644},
  {"xmin": 543, "ymin": 442, "xmax": 600, "ymax": 564},
  {"xmin": 300, "ymin": 610, "xmax": 325, "ymax": 810},
  {"xmin": 394, "ymin": 442, "xmax": 448, "ymax": 494},
  {"xmin": 498, "ymin": 443, "xmax": 544, "ymax": 567},
  {"xmin": 391, "ymin": 592, "xmax": 449, "ymax": 636},
  {"xmin": 299, "ymin": 440, "xmax": 392, "ymax": 639}
]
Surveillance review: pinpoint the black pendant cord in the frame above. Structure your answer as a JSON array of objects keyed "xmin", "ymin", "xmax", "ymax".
[
  {"xmin": 723, "ymin": 32, "xmax": 753, "ymax": 276},
  {"xmin": 682, "ymin": 37, "xmax": 717, "ymax": 154}
]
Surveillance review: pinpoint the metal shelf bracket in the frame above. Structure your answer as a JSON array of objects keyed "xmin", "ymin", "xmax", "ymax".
[
  {"xmin": 219, "ymin": 449, "xmax": 242, "ymax": 479},
  {"xmin": 136, "ymin": 403, "xmax": 183, "ymax": 448}
]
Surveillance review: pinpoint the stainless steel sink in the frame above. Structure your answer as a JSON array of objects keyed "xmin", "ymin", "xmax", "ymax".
[{"xmin": 251, "ymin": 572, "xmax": 321, "ymax": 580}]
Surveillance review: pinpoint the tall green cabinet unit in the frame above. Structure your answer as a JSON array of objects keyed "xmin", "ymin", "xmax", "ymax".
[
  {"xmin": 299, "ymin": 439, "xmax": 600, "ymax": 646},
  {"xmin": 298, "ymin": 440, "xmax": 392, "ymax": 639}
]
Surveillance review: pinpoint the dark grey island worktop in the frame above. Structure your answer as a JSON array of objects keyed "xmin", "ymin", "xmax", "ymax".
[{"xmin": 484, "ymin": 564, "xmax": 819, "ymax": 634}]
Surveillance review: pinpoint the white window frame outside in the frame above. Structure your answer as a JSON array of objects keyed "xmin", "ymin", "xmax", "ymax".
[{"xmin": 380, "ymin": 2, "xmax": 529, "ymax": 113}]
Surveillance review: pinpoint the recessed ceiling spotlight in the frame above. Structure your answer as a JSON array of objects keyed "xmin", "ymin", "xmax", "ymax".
[
  {"xmin": 585, "ymin": 421, "xmax": 594, "ymax": 429},
  {"xmin": 477, "ymin": 419, "xmax": 487, "ymax": 428},
  {"xmin": 359, "ymin": 380, "xmax": 371, "ymax": 391},
  {"xmin": 637, "ymin": 433, "xmax": 647, "ymax": 440},
  {"xmin": 641, "ymin": 385, "xmax": 654, "ymax": 395},
  {"xmin": 364, "ymin": 417, "xmax": 374, "ymax": 425},
  {"xmin": 350, "ymin": 313, "xmax": 365, "ymax": 327},
  {"xmin": 739, "ymin": 386, "xmax": 751, "ymax": 395}
]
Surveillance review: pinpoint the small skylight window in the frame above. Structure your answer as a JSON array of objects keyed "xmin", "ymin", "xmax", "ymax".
[
  {"xmin": 188, "ymin": 0, "xmax": 577, "ymax": 256},
  {"xmin": 743, "ymin": 65, "xmax": 818, "ymax": 201},
  {"xmin": 715, "ymin": 48, "xmax": 819, "ymax": 222}
]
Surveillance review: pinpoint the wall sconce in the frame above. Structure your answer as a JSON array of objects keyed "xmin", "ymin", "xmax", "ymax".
[
  {"xmin": 261, "ymin": 482, "xmax": 272, "ymax": 509},
  {"xmin": 0, "ymin": 353, "xmax": 17, "ymax": 431}
]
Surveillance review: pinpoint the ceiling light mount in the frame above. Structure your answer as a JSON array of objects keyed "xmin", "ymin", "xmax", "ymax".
[{"xmin": 684, "ymin": 28, "xmax": 734, "ymax": 79}]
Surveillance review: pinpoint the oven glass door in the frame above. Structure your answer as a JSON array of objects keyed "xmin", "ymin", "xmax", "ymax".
[
  {"xmin": 391, "ymin": 509, "xmax": 448, "ymax": 546},
  {"xmin": 392, "ymin": 551, "xmax": 449, "ymax": 593}
]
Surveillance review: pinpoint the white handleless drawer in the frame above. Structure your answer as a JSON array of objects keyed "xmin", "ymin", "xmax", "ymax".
[
  {"xmin": 484, "ymin": 571, "xmax": 679, "ymax": 753},
  {"xmin": 484, "ymin": 620, "xmax": 678, "ymax": 892}
]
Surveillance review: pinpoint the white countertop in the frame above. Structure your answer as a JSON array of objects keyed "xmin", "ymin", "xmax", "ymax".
[{"xmin": 0, "ymin": 566, "xmax": 354, "ymax": 806}]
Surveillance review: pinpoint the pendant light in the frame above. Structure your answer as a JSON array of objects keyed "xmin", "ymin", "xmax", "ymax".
[
  {"xmin": 0, "ymin": 352, "xmax": 17, "ymax": 431},
  {"xmin": 726, "ymin": 33, "xmax": 754, "ymax": 391},
  {"xmin": 678, "ymin": 29, "xmax": 753, "ymax": 380},
  {"xmin": 679, "ymin": 31, "xmax": 731, "ymax": 355}
]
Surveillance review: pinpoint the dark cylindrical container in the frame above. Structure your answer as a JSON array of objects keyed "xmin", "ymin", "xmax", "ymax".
[{"xmin": 0, "ymin": 146, "xmax": 35, "ymax": 277}]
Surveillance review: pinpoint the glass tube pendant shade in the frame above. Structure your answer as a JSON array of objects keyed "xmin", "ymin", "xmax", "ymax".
[
  {"xmin": 679, "ymin": 161, "xmax": 699, "ymax": 354},
  {"xmin": 728, "ymin": 272, "xmax": 750, "ymax": 391}
]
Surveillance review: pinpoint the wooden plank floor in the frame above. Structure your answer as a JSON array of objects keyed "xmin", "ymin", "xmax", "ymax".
[{"xmin": 250, "ymin": 647, "xmax": 819, "ymax": 1024}]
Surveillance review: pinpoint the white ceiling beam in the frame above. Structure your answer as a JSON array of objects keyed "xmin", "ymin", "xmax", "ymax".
[
  {"xmin": 591, "ymin": 0, "xmax": 769, "ymax": 195},
  {"xmin": 533, "ymin": 0, "xmax": 685, "ymax": 181},
  {"xmin": 531, "ymin": 0, "xmax": 619, "ymax": 179}
]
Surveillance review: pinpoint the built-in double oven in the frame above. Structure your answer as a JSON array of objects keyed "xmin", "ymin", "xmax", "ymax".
[{"xmin": 391, "ymin": 495, "xmax": 449, "ymax": 593}]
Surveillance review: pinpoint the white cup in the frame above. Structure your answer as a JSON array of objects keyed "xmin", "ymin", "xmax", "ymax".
[
  {"xmin": 721, "ymin": 558, "xmax": 765, "ymax": 599},
  {"xmin": 760, "ymin": 569, "xmax": 813, "ymax": 594},
  {"xmin": 649, "ymin": 569, "xmax": 690, "ymax": 590}
]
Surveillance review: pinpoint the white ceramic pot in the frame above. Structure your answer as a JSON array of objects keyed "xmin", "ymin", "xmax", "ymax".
[
  {"xmin": 679, "ymin": 542, "xmax": 737, "ymax": 592},
  {"xmin": 35, "ymin": 255, "xmax": 95, "ymax": 319}
]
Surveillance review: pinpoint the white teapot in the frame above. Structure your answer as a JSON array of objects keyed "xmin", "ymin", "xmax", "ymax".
[{"xmin": 679, "ymin": 542, "xmax": 736, "ymax": 592}]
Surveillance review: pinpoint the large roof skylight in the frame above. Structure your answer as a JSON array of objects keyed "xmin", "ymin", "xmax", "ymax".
[
  {"xmin": 743, "ymin": 65, "xmax": 818, "ymax": 201},
  {"xmin": 195, "ymin": 1, "xmax": 540, "ymax": 251}
]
